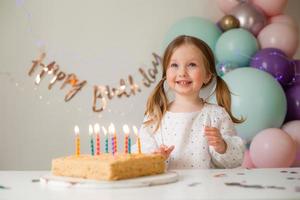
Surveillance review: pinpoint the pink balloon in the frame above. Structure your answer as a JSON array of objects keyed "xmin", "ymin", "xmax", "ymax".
[
  {"xmin": 242, "ymin": 150, "xmax": 255, "ymax": 168},
  {"xmin": 258, "ymin": 22, "xmax": 299, "ymax": 57},
  {"xmin": 250, "ymin": 128, "xmax": 297, "ymax": 168},
  {"xmin": 252, "ymin": 0, "xmax": 288, "ymax": 16},
  {"xmin": 269, "ymin": 15, "xmax": 299, "ymax": 31},
  {"xmin": 282, "ymin": 120, "xmax": 300, "ymax": 167},
  {"xmin": 216, "ymin": 0, "xmax": 241, "ymax": 14}
]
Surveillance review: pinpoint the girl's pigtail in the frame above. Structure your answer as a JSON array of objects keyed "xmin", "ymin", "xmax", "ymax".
[
  {"xmin": 144, "ymin": 77, "xmax": 168, "ymax": 131},
  {"xmin": 215, "ymin": 76, "xmax": 244, "ymax": 124}
]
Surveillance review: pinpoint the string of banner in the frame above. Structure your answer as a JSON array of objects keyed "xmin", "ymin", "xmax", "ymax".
[{"xmin": 27, "ymin": 52, "xmax": 162, "ymax": 113}]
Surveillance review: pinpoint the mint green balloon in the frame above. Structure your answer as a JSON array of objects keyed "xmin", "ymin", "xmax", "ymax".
[
  {"xmin": 222, "ymin": 68, "xmax": 287, "ymax": 142},
  {"xmin": 162, "ymin": 17, "xmax": 222, "ymax": 53},
  {"xmin": 215, "ymin": 28, "xmax": 258, "ymax": 67}
]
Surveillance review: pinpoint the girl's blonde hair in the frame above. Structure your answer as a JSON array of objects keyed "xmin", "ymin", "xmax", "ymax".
[{"xmin": 144, "ymin": 35, "xmax": 243, "ymax": 131}]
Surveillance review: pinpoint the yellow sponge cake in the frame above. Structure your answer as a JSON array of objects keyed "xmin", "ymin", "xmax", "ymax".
[{"xmin": 51, "ymin": 153, "xmax": 165, "ymax": 181}]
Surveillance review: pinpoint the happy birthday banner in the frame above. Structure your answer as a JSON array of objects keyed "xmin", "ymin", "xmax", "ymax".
[{"xmin": 28, "ymin": 52, "xmax": 162, "ymax": 112}]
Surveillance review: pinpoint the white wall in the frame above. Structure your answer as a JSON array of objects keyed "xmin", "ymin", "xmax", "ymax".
[{"xmin": 0, "ymin": 0, "xmax": 299, "ymax": 170}]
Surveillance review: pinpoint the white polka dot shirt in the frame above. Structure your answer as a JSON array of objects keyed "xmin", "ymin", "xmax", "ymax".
[{"xmin": 132, "ymin": 103, "xmax": 245, "ymax": 169}]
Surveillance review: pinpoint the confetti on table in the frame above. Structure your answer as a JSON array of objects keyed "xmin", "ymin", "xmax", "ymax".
[
  {"xmin": 225, "ymin": 182, "xmax": 242, "ymax": 186},
  {"xmin": 225, "ymin": 182, "xmax": 264, "ymax": 189},
  {"xmin": 188, "ymin": 182, "xmax": 202, "ymax": 187},
  {"xmin": 213, "ymin": 173, "xmax": 227, "ymax": 177},
  {"xmin": 266, "ymin": 186, "xmax": 285, "ymax": 190},
  {"xmin": 225, "ymin": 182, "xmax": 286, "ymax": 190},
  {"xmin": 0, "ymin": 185, "xmax": 10, "ymax": 189}
]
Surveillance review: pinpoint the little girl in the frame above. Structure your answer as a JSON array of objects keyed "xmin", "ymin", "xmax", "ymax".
[{"xmin": 134, "ymin": 35, "xmax": 245, "ymax": 169}]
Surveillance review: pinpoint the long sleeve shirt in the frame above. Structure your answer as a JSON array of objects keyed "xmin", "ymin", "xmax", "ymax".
[{"xmin": 132, "ymin": 103, "xmax": 245, "ymax": 169}]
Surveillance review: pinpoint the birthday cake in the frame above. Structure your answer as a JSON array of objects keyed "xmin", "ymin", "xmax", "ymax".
[{"xmin": 51, "ymin": 153, "xmax": 165, "ymax": 181}]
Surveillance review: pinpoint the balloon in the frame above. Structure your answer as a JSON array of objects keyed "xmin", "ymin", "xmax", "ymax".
[
  {"xmin": 215, "ymin": 28, "xmax": 258, "ymax": 67},
  {"xmin": 258, "ymin": 22, "xmax": 299, "ymax": 57},
  {"xmin": 221, "ymin": 68, "xmax": 287, "ymax": 142},
  {"xmin": 269, "ymin": 14, "xmax": 299, "ymax": 31},
  {"xmin": 242, "ymin": 150, "xmax": 255, "ymax": 168},
  {"xmin": 285, "ymin": 84, "xmax": 300, "ymax": 121},
  {"xmin": 250, "ymin": 128, "xmax": 296, "ymax": 168},
  {"xmin": 216, "ymin": 62, "xmax": 239, "ymax": 76},
  {"xmin": 250, "ymin": 48, "xmax": 293, "ymax": 86},
  {"xmin": 229, "ymin": 2, "xmax": 267, "ymax": 35},
  {"xmin": 218, "ymin": 15, "xmax": 240, "ymax": 32},
  {"xmin": 162, "ymin": 17, "xmax": 221, "ymax": 53},
  {"xmin": 216, "ymin": 0, "xmax": 241, "ymax": 14},
  {"xmin": 289, "ymin": 60, "xmax": 300, "ymax": 86},
  {"xmin": 282, "ymin": 120, "xmax": 300, "ymax": 167},
  {"xmin": 252, "ymin": 0, "xmax": 288, "ymax": 16}
]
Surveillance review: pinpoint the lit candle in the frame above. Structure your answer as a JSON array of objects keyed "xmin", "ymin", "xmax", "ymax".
[
  {"xmin": 94, "ymin": 123, "xmax": 100, "ymax": 155},
  {"xmin": 74, "ymin": 125, "xmax": 80, "ymax": 156},
  {"xmin": 115, "ymin": 128, "xmax": 118, "ymax": 154},
  {"xmin": 89, "ymin": 124, "xmax": 94, "ymax": 156},
  {"xmin": 133, "ymin": 125, "xmax": 141, "ymax": 154},
  {"xmin": 123, "ymin": 124, "xmax": 130, "ymax": 154},
  {"xmin": 102, "ymin": 126, "xmax": 109, "ymax": 153},
  {"xmin": 128, "ymin": 137, "xmax": 131, "ymax": 154},
  {"xmin": 109, "ymin": 123, "xmax": 117, "ymax": 155}
]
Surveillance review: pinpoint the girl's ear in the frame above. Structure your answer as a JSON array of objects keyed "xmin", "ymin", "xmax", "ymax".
[{"xmin": 204, "ymin": 73, "xmax": 212, "ymax": 85}]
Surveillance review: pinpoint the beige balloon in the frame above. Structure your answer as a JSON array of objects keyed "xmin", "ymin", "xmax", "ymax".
[{"xmin": 219, "ymin": 15, "xmax": 240, "ymax": 31}]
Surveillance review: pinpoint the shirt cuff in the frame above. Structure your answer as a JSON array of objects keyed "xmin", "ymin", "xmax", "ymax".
[{"xmin": 209, "ymin": 135, "xmax": 245, "ymax": 168}]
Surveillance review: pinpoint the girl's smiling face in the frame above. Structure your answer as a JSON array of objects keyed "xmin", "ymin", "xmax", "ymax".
[{"xmin": 166, "ymin": 44, "xmax": 211, "ymax": 97}]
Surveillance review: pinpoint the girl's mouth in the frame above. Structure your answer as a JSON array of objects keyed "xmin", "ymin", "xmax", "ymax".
[{"xmin": 176, "ymin": 80, "xmax": 192, "ymax": 85}]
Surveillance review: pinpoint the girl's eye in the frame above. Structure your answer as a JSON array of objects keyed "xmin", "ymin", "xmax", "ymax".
[
  {"xmin": 170, "ymin": 63, "xmax": 178, "ymax": 68},
  {"xmin": 188, "ymin": 63, "xmax": 197, "ymax": 67}
]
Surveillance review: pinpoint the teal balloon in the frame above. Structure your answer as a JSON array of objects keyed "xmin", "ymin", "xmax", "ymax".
[
  {"xmin": 215, "ymin": 28, "xmax": 258, "ymax": 67},
  {"xmin": 216, "ymin": 61, "xmax": 240, "ymax": 77},
  {"xmin": 163, "ymin": 17, "xmax": 222, "ymax": 53},
  {"xmin": 222, "ymin": 68, "xmax": 287, "ymax": 142}
]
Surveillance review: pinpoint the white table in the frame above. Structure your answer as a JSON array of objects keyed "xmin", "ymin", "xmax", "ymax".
[{"xmin": 1, "ymin": 168, "xmax": 300, "ymax": 200}]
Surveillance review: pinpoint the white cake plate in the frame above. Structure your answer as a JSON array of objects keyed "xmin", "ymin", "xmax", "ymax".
[{"xmin": 40, "ymin": 171, "xmax": 179, "ymax": 189}]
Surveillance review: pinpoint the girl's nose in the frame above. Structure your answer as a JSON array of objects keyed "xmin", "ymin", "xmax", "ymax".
[{"xmin": 178, "ymin": 66, "xmax": 187, "ymax": 77}]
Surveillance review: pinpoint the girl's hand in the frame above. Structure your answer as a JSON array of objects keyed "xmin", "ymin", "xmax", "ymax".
[
  {"xmin": 153, "ymin": 145, "xmax": 175, "ymax": 159},
  {"xmin": 204, "ymin": 127, "xmax": 227, "ymax": 154}
]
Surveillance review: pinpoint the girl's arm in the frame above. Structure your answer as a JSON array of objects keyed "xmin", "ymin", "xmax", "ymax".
[{"xmin": 209, "ymin": 108, "xmax": 246, "ymax": 168}]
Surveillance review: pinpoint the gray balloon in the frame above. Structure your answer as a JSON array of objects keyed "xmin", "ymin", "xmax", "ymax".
[{"xmin": 229, "ymin": 2, "xmax": 267, "ymax": 36}]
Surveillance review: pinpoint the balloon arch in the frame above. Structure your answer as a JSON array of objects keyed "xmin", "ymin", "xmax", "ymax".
[{"xmin": 163, "ymin": 0, "xmax": 299, "ymax": 168}]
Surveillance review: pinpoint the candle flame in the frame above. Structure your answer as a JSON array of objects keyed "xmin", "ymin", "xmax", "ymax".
[
  {"xmin": 102, "ymin": 126, "xmax": 108, "ymax": 136},
  {"xmin": 89, "ymin": 124, "xmax": 93, "ymax": 136},
  {"xmin": 74, "ymin": 125, "xmax": 80, "ymax": 135},
  {"xmin": 94, "ymin": 123, "xmax": 100, "ymax": 134},
  {"xmin": 108, "ymin": 123, "xmax": 115, "ymax": 135},
  {"xmin": 132, "ymin": 125, "xmax": 138, "ymax": 136},
  {"xmin": 123, "ymin": 124, "xmax": 130, "ymax": 135}
]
